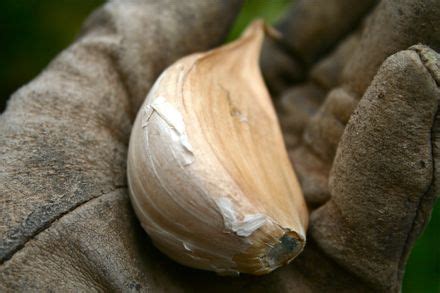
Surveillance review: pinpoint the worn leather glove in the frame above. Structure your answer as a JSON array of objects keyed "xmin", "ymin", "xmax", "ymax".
[{"xmin": 1, "ymin": 0, "xmax": 439, "ymax": 292}]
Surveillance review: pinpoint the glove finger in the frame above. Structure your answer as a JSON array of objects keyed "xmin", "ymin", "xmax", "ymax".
[
  {"xmin": 278, "ymin": 32, "xmax": 361, "ymax": 151},
  {"xmin": 262, "ymin": 0, "xmax": 377, "ymax": 95},
  {"xmin": 276, "ymin": 27, "xmax": 364, "ymax": 207},
  {"xmin": 310, "ymin": 46, "xmax": 440, "ymax": 292},
  {"xmin": 289, "ymin": 0, "xmax": 440, "ymax": 207},
  {"xmin": 342, "ymin": 0, "xmax": 440, "ymax": 96}
]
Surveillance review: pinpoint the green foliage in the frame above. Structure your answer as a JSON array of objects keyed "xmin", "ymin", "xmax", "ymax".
[
  {"xmin": 226, "ymin": 0, "xmax": 291, "ymax": 41},
  {"xmin": 403, "ymin": 205, "xmax": 440, "ymax": 292},
  {"xmin": 0, "ymin": 0, "xmax": 104, "ymax": 111},
  {"xmin": 0, "ymin": 1, "xmax": 438, "ymax": 291}
]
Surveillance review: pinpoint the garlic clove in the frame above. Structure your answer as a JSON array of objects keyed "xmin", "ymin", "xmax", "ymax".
[{"xmin": 127, "ymin": 20, "xmax": 308, "ymax": 276}]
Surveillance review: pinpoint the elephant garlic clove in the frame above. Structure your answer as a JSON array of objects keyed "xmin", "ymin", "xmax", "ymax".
[{"xmin": 127, "ymin": 20, "xmax": 308, "ymax": 276}]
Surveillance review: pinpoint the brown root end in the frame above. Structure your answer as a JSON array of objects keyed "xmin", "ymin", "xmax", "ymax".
[{"xmin": 265, "ymin": 231, "xmax": 304, "ymax": 270}]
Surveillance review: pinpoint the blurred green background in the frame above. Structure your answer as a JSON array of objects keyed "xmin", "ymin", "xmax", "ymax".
[{"xmin": 0, "ymin": 0, "xmax": 438, "ymax": 291}]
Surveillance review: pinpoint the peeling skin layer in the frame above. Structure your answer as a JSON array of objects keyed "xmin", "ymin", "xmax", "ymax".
[
  {"xmin": 144, "ymin": 96, "xmax": 194, "ymax": 166},
  {"xmin": 215, "ymin": 197, "xmax": 267, "ymax": 237}
]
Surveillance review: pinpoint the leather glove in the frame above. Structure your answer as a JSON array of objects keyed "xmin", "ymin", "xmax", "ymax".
[{"xmin": 1, "ymin": 0, "xmax": 439, "ymax": 292}]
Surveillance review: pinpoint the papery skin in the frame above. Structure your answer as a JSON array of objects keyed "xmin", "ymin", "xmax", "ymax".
[{"xmin": 127, "ymin": 21, "xmax": 308, "ymax": 276}]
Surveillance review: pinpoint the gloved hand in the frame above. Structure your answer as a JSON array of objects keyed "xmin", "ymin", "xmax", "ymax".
[{"xmin": 1, "ymin": 0, "xmax": 439, "ymax": 292}]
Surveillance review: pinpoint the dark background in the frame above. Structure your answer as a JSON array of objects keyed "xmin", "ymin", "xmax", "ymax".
[{"xmin": 0, "ymin": 1, "xmax": 438, "ymax": 291}]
